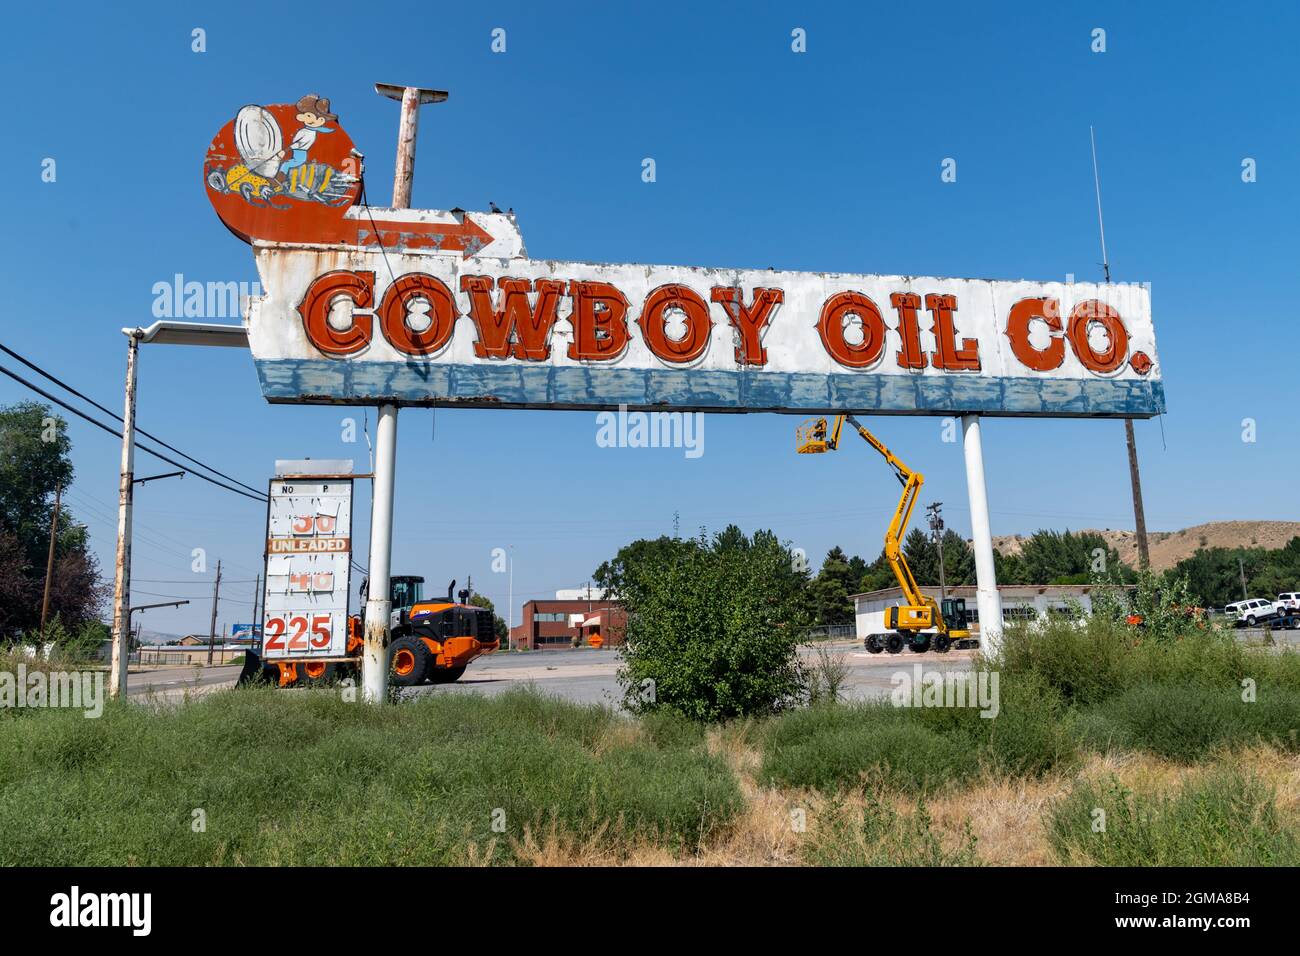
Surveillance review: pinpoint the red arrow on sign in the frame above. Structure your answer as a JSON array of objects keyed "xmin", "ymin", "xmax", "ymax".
[{"xmin": 353, "ymin": 214, "xmax": 495, "ymax": 258}]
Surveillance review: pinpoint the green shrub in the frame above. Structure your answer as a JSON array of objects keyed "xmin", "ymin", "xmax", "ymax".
[
  {"xmin": 761, "ymin": 703, "xmax": 976, "ymax": 793},
  {"xmin": 617, "ymin": 530, "xmax": 809, "ymax": 721},
  {"xmin": 1079, "ymin": 684, "xmax": 1300, "ymax": 760},
  {"xmin": 0, "ymin": 686, "xmax": 742, "ymax": 865},
  {"xmin": 804, "ymin": 795, "xmax": 978, "ymax": 866},
  {"xmin": 760, "ymin": 671, "xmax": 1076, "ymax": 794},
  {"xmin": 1047, "ymin": 771, "xmax": 1300, "ymax": 865},
  {"xmin": 995, "ymin": 615, "xmax": 1300, "ymax": 708},
  {"xmin": 995, "ymin": 618, "xmax": 1132, "ymax": 706},
  {"xmin": 915, "ymin": 670, "xmax": 1077, "ymax": 778}
]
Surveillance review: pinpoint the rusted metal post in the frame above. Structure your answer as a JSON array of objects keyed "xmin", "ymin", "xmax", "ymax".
[
  {"xmin": 362, "ymin": 84, "xmax": 447, "ymax": 704},
  {"xmin": 109, "ymin": 331, "xmax": 140, "ymax": 698},
  {"xmin": 40, "ymin": 483, "xmax": 62, "ymax": 630}
]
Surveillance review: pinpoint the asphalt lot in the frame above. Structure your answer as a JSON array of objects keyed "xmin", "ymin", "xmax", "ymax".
[
  {"xmin": 408, "ymin": 640, "xmax": 979, "ymax": 707},
  {"xmin": 124, "ymin": 642, "xmax": 981, "ymax": 706},
  {"xmin": 125, "ymin": 627, "xmax": 1300, "ymax": 705}
]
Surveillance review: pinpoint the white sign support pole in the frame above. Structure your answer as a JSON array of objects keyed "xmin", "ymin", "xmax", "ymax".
[
  {"xmin": 961, "ymin": 414, "xmax": 1003, "ymax": 656},
  {"xmin": 361, "ymin": 83, "xmax": 446, "ymax": 703},
  {"xmin": 362, "ymin": 405, "xmax": 397, "ymax": 703}
]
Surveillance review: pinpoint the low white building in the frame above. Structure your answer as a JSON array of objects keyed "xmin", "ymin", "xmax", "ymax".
[{"xmin": 852, "ymin": 584, "xmax": 1128, "ymax": 640}]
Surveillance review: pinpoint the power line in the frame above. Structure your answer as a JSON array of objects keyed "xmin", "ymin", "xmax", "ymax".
[
  {"xmin": 0, "ymin": 362, "xmax": 266, "ymax": 504},
  {"xmin": 0, "ymin": 342, "xmax": 266, "ymax": 497}
]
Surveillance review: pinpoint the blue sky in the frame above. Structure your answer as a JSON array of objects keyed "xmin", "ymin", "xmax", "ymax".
[{"xmin": 2, "ymin": 1, "xmax": 1297, "ymax": 636}]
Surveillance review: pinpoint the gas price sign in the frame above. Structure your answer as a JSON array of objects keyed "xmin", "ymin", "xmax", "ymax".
[{"xmin": 261, "ymin": 471, "xmax": 353, "ymax": 659}]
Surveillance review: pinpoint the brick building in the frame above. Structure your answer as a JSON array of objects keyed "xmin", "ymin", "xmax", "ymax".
[{"xmin": 509, "ymin": 588, "xmax": 626, "ymax": 650}]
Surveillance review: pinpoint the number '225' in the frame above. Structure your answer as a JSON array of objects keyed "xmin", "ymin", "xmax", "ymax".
[{"xmin": 265, "ymin": 615, "xmax": 331, "ymax": 652}]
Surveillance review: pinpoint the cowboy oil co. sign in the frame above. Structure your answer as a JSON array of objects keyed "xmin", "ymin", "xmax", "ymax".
[{"xmin": 207, "ymin": 97, "xmax": 1163, "ymax": 418}]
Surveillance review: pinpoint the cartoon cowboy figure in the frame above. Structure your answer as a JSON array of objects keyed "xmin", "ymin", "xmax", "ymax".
[{"xmin": 279, "ymin": 93, "xmax": 338, "ymax": 192}]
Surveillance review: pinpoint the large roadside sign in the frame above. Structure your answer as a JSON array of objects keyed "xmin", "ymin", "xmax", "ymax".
[
  {"xmin": 207, "ymin": 98, "xmax": 1163, "ymax": 420},
  {"xmin": 261, "ymin": 462, "xmax": 353, "ymax": 660}
]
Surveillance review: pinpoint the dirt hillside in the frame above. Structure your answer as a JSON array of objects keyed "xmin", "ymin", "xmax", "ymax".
[{"xmin": 989, "ymin": 520, "xmax": 1300, "ymax": 571}]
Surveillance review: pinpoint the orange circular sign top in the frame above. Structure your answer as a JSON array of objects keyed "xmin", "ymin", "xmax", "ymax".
[{"xmin": 204, "ymin": 98, "xmax": 361, "ymax": 245}]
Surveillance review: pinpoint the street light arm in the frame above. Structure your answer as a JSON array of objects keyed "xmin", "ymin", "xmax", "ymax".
[
  {"xmin": 133, "ymin": 470, "xmax": 185, "ymax": 486},
  {"xmin": 129, "ymin": 600, "xmax": 191, "ymax": 614}
]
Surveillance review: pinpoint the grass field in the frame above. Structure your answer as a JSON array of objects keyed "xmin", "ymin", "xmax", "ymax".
[{"xmin": 2, "ymin": 620, "xmax": 1299, "ymax": 865}]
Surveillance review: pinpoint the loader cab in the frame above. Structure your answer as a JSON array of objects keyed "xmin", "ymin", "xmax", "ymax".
[
  {"xmin": 390, "ymin": 576, "xmax": 425, "ymax": 612},
  {"xmin": 358, "ymin": 575, "xmax": 426, "ymax": 611},
  {"xmin": 940, "ymin": 598, "xmax": 968, "ymax": 632}
]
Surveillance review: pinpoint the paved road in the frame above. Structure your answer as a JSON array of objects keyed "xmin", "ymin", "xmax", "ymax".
[
  {"xmin": 405, "ymin": 640, "xmax": 981, "ymax": 707},
  {"xmin": 127, "ymin": 663, "xmax": 245, "ymax": 699},
  {"xmin": 125, "ymin": 627, "xmax": 1300, "ymax": 705}
]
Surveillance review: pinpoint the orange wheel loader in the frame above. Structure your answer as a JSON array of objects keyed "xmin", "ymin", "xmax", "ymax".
[{"xmin": 238, "ymin": 575, "xmax": 499, "ymax": 688}]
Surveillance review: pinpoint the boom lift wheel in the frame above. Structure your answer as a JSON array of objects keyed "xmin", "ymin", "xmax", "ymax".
[
  {"xmin": 865, "ymin": 635, "xmax": 885, "ymax": 654},
  {"xmin": 932, "ymin": 634, "xmax": 952, "ymax": 654},
  {"xmin": 885, "ymin": 633, "xmax": 905, "ymax": 654},
  {"xmin": 908, "ymin": 636, "xmax": 931, "ymax": 653}
]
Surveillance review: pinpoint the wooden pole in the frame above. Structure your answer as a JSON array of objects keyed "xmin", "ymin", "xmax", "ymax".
[{"xmin": 40, "ymin": 484, "xmax": 62, "ymax": 629}]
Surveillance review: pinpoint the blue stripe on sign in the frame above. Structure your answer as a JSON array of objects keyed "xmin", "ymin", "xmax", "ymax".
[{"xmin": 255, "ymin": 359, "xmax": 1166, "ymax": 417}]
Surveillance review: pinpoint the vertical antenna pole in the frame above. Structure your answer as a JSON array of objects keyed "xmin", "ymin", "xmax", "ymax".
[{"xmin": 1091, "ymin": 126, "xmax": 1150, "ymax": 571}]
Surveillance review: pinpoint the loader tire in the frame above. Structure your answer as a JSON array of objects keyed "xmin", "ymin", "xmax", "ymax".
[
  {"xmin": 388, "ymin": 637, "xmax": 430, "ymax": 686},
  {"xmin": 430, "ymin": 665, "xmax": 467, "ymax": 684},
  {"xmin": 885, "ymin": 633, "xmax": 905, "ymax": 654},
  {"xmin": 299, "ymin": 661, "xmax": 338, "ymax": 687}
]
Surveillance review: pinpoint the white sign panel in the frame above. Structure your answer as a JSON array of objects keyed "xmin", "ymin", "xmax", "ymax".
[
  {"xmin": 261, "ymin": 476, "xmax": 353, "ymax": 659},
  {"xmin": 247, "ymin": 245, "xmax": 1162, "ymax": 418},
  {"xmin": 204, "ymin": 99, "xmax": 1162, "ymax": 419}
]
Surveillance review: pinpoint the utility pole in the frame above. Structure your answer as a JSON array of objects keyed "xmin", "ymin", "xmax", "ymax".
[
  {"xmin": 1091, "ymin": 126, "xmax": 1150, "ymax": 571},
  {"xmin": 40, "ymin": 483, "xmax": 63, "ymax": 630},
  {"xmin": 507, "ymin": 544, "xmax": 514, "ymax": 652},
  {"xmin": 1125, "ymin": 420, "xmax": 1150, "ymax": 570},
  {"xmin": 251, "ymin": 573, "xmax": 261, "ymax": 643},
  {"xmin": 1238, "ymin": 557, "xmax": 1249, "ymax": 600},
  {"xmin": 109, "ymin": 331, "xmax": 141, "ymax": 698},
  {"xmin": 362, "ymin": 83, "xmax": 448, "ymax": 704},
  {"xmin": 927, "ymin": 502, "xmax": 947, "ymax": 602},
  {"xmin": 206, "ymin": 560, "xmax": 222, "ymax": 666}
]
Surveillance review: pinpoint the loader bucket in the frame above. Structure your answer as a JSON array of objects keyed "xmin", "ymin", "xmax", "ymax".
[{"xmin": 237, "ymin": 648, "xmax": 264, "ymax": 686}]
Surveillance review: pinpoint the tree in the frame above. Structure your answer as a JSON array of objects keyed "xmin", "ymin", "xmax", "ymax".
[
  {"xmin": 902, "ymin": 528, "xmax": 938, "ymax": 585},
  {"xmin": 593, "ymin": 535, "xmax": 699, "ymax": 598},
  {"xmin": 810, "ymin": 546, "xmax": 857, "ymax": 624},
  {"xmin": 1169, "ymin": 546, "xmax": 1268, "ymax": 607},
  {"xmin": 0, "ymin": 403, "xmax": 107, "ymax": 637},
  {"xmin": 467, "ymin": 593, "xmax": 508, "ymax": 641},
  {"xmin": 994, "ymin": 547, "xmax": 1028, "ymax": 585},
  {"xmin": 616, "ymin": 529, "xmax": 809, "ymax": 721},
  {"xmin": 1247, "ymin": 536, "xmax": 1300, "ymax": 599},
  {"xmin": 712, "ymin": 523, "xmax": 749, "ymax": 553},
  {"xmin": 1017, "ymin": 529, "xmax": 1128, "ymax": 585},
  {"xmin": 858, "ymin": 549, "xmax": 896, "ymax": 593}
]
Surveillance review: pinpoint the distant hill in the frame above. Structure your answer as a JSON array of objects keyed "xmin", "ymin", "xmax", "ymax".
[
  {"xmin": 989, "ymin": 521, "xmax": 1300, "ymax": 572},
  {"xmin": 135, "ymin": 629, "xmax": 186, "ymax": 645}
]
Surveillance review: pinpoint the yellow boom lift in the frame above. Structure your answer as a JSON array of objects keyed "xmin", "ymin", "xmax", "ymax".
[{"xmin": 796, "ymin": 415, "xmax": 976, "ymax": 654}]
